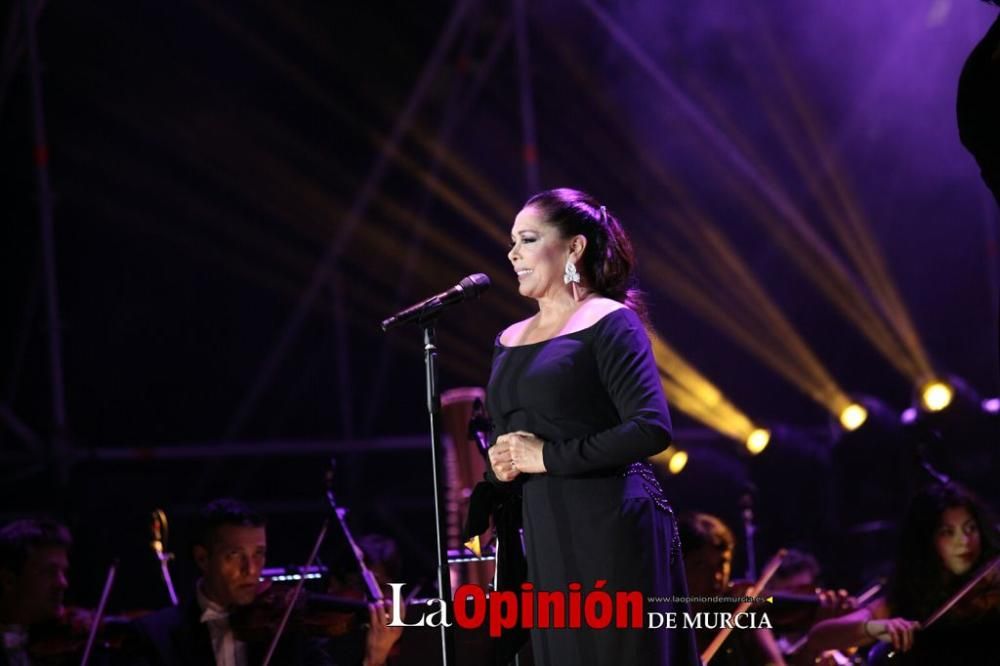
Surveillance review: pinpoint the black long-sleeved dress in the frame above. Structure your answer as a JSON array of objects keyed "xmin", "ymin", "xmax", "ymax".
[{"xmin": 486, "ymin": 307, "xmax": 699, "ymax": 666}]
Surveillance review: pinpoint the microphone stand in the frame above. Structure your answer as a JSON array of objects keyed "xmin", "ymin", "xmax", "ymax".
[{"xmin": 422, "ymin": 320, "xmax": 457, "ymax": 666}]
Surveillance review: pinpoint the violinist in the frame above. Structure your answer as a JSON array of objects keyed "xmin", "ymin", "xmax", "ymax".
[
  {"xmin": 0, "ymin": 519, "xmax": 72, "ymax": 666},
  {"xmin": 324, "ymin": 535, "xmax": 402, "ymax": 666},
  {"xmin": 131, "ymin": 499, "xmax": 337, "ymax": 666},
  {"xmin": 803, "ymin": 483, "xmax": 1000, "ymax": 664},
  {"xmin": 767, "ymin": 550, "xmax": 855, "ymax": 644},
  {"xmin": 678, "ymin": 512, "xmax": 787, "ymax": 666}
]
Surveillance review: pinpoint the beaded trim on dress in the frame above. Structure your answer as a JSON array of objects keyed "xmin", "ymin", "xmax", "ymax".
[{"xmin": 623, "ymin": 460, "xmax": 682, "ymax": 564}]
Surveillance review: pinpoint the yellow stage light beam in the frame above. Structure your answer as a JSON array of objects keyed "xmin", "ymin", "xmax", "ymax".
[
  {"xmin": 106, "ymin": 101, "xmax": 525, "ymax": 368},
  {"xmin": 744, "ymin": 26, "xmax": 935, "ymax": 384},
  {"xmin": 79, "ymin": 161, "xmax": 490, "ymax": 384},
  {"xmin": 650, "ymin": 445, "xmax": 689, "ymax": 475},
  {"xmin": 88, "ymin": 6, "xmax": 514, "ymax": 382},
  {"xmin": 649, "ymin": 334, "xmax": 759, "ymax": 443},
  {"xmin": 159, "ymin": 103, "xmax": 524, "ymax": 317},
  {"xmin": 515, "ymin": 40, "xmax": 844, "ymax": 429},
  {"xmin": 746, "ymin": 428, "xmax": 771, "ymax": 455},
  {"xmin": 659, "ymin": 374, "xmax": 753, "ymax": 442},
  {"xmin": 641, "ymin": 243, "xmax": 853, "ymax": 417},
  {"xmin": 368, "ymin": 131, "xmax": 510, "ymax": 246},
  {"xmin": 839, "ymin": 403, "xmax": 869, "ymax": 431},
  {"xmin": 677, "ymin": 90, "xmax": 924, "ymax": 382},
  {"xmin": 921, "ymin": 381, "xmax": 954, "ymax": 412},
  {"xmin": 667, "ymin": 449, "xmax": 688, "ymax": 474},
  {"xmin": 398, "ymin": 122, "xmax": 521, "ymax": 224},
  {"xmin": 547, "ymin": 33, "xmax": 865, "ymax": 418},
  {"xmin": 697, "ymin": 224, "xmax": 854, "ymax": 413},
  {"xmin": 574, "ymin": 3, "xmax": 928, "ymax": 387},
  {"xmin": 189, "ymin": 104, "xmax": 523, "ymax": 319}
]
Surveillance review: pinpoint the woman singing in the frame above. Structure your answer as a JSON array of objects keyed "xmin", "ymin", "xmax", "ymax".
[{"xmin": 486, "ymin": 188, "xmax": 698, "ymax": 666}]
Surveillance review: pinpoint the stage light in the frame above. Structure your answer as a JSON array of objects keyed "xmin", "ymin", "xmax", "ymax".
[
  {"xmin": 667, "ymin": 448, "xmax": 689, "ymax": 474},
  {"xmin": 839, "ymin": 403, "xmax": 868, "ymax": 431},
  {"xmin": 651, "ymin": 444, "xmax": 689, "ymax": 475},
  {"xmin": 900, "ymin": 407, "xmax": 918, "ymax": 424},
  {"xmin": 650, "ymin": 335, "xmax": 758, "ymax": 444},
  {"xmin": 983, "ymin": 398, "xmax": 1000, "ymax": 414},
  {"xmin": 921, "ymin": 381, "xmax": 954, "ymax": 412},
  {"xmin": 746, "ymin": 428, "xmax": 771, "ymax": 455}
]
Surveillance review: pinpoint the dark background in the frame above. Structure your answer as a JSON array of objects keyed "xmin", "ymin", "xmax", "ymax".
[{"xmin": 1, "ymin": 0, "xmax": 998, "ymax": 611}]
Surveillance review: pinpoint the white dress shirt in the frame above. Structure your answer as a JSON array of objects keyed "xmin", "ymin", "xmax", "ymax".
[{"xmin": 197, "ymin": 583, "xmax": 248, "ymax": 666}]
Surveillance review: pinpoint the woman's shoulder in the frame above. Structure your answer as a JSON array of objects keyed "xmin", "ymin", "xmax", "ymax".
[
  {"xmin": 496, "ymin": 299, "xmax": 633, "ymax": 347},
  {"xmin": 497, "ymin": 316, "xmax": 536, "ymax": 347},
  {"xmin": 576, "ymin": 297, "xmax": 629, "ymax": 329}
]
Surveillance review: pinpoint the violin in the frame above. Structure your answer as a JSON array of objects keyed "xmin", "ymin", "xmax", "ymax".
[
  {"xmin": 25, "ymin": 607, "xmax": 146, "ymax": 665},
  {"xmin": 246, "ymin": 459, "xmax": 393, "ymax": 666},
  {"xmin": 228, "ymin": 581, "xmax": 369, "ymax": 643},
  {"xmin": 866, "ymin": 555, "xmax": 1000, "ymax": 665},
  {"xmin": 702, "ymin": 549, "xmax": 787, "ymax": 665},
  {"xmin": 946, "ymin": 561, "xmax": 1000, "ymax": 622},
  {"xmin": 753, "ymin": 584, "xmax": 860, "ymax": 632},
  {"xmin": 24, "ymin": 558, "xmax": 149, "ymax": 665}
]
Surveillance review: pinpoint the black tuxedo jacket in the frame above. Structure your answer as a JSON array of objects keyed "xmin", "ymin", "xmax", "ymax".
[{"xmin": 129, "ymin": 598, "xmax": 335, "ymax": 666}]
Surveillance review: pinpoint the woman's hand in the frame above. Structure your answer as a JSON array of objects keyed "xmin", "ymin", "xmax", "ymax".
[
  {"xmin": 489, "ymin": 437, "xmax": 520, "ymax": 482},
  {"xmin": 504, "ymin": 431, "xmax": 546, "ymax": 474},
  {"xmin": 866, "ymin": 616, "xmax": 920, "ymax": 652},
  {"xmin": 489, "ymin": 431, "xmax": 547, "ymax": 479}
]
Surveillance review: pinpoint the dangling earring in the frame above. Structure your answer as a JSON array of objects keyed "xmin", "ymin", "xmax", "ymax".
[
  {"xmin": 563, "ymin": 260, "xmax": 580, "ymax": 285},
  {"xmin": 564, "ymin": 259, "xmax": 582, "ymax": 301}
]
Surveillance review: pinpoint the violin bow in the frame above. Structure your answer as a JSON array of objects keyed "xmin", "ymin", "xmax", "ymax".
[
  {"xmin": 327, "ymin": 459, "xmax": 385, "ymax": 603},
  {"xmin": 150, "ymin": 509, "xmax": 179, "ymax": 606},
  {"xmin": 702, "ymin": 549, "xmax": 787, "ymax": 665},
  {"xmin": 79, "ymin": 558, "xmax": 118, "ymax": 666},
  {"xmin": 784, "ymin": 580, "xmax": 883, "ymax": 657},
  {"xmin": 923, "ymin": 553, "xmax": 1000, "ymax": 629},
  {"xmin": 881, "ymin": 554, "xmax": 1000, "ymax": 660},
  {"xmin": 260, "ymin": 517, "xmax": 331, "ymax": 666}
]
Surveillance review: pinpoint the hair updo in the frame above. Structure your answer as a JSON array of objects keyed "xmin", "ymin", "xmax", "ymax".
[{"xmin": 524, "ymin": 188, "xmax": 647, "ymax": 321}]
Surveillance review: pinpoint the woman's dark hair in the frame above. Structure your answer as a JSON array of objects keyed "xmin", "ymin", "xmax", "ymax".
[
  {"xmin": 524, "ymin": 188, "xmax": 648, "ymax": 322},
  {"xmin": 887, "ymin": 483, "xmax": 999, "ymax": 619}
]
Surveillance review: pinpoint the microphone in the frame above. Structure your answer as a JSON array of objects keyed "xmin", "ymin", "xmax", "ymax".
[{"xmin": 381, "ymin": 273, "xmax": 490, "ymax": 331}]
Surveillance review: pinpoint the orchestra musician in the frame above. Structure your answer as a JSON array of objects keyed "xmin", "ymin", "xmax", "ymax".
[
  {"xmin": 764, "ymin": 549, "xmax": 855, "ymax": 658},
  {"xmin": 678, "ymin": 512, "xmax": 787, "ymax": 666},
  {"xmin": 803, "ymin": 483, "xmax": 1000, "ymax": 664},
  {"xmin": 0, "ymin": 519, "xmax": 72, "ymax": 666},
  {"xmin": 129, "ymin": 498, "xmax": 400, "ymax": 666}
]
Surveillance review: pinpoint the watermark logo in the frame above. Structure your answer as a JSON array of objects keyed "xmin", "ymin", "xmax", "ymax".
[{"xmin": 387, "ymin": 581, "xmax": 773, "ymax": 636}]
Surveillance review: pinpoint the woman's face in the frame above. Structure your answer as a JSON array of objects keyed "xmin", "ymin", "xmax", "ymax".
[
  {"xmin": 934, "ymin": 506, "xmax": 981, "ymax": 576},
  {"xmin": 508, "ymin": 206, "xmax": 576, "ymax": 301}
]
